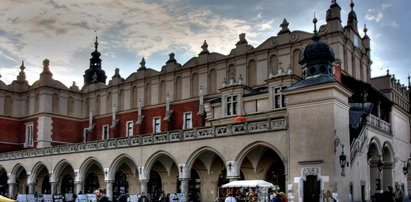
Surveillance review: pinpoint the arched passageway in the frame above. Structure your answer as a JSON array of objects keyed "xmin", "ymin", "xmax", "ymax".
[
  {"xmin": 0, "ymin": 168, "xmax": 8, "ymax": 196},
  {"xmin": 146, "ymin": 153, "xmax": 179, "ymax": 201},
  {"xmin": 239, "ymin": 145, "xmax": 285, "ymax": 192}
]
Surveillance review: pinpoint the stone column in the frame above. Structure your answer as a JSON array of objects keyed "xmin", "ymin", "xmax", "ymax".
[
  {"xmin": 140, "ymin": 179, "xmax": 148, "ymax": 194},
  {"xmin": 179, "ymin": 178, "xmax": 189, "ymax": 197},
  {"xmin": 51, "ymin": 182, "xmax": 58, "ymax": 195},
  {"xmin": 106, "ymin": 180, "xmax": 114, "ymax": 201},
  {"xmin": 75, "ymin": 181, "xmax": 83, "ymax": 195},
  {"xmin": 8, "ymin": 183, "xmax": 15, "ymax": 199},
  {"xmin": 28, "ymin": 183, "xmax": 36, "ymax": 194}
]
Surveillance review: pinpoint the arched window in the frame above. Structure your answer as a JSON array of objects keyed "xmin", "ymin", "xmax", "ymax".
[
  {"xmin": 227, "ymin": 64, "xmax": 236, "ymax": 80},
  {"xmin": 118, "ymin": 89, "xmax": 124, "ymax": 111},
  {"xmin": 95, "ymin": 95, "xmax": 100, "ymax": 115},
  {"xmin": 4, "ymin": 96, "xmax": 12, "ymax": 116},
  {"xmin": 247, "ymin": 60, "xmax": 257, "ymax": 86},
  {"xmin": 175, "ymin": 76, "xmax": 182, "ymax": 100},
  {"xmin": 131, "ymin": 86, "xmax": 138, "ymax": 108},
  {"xmin": 145, "ymin": 83, "xmax": 151, "ymax": 105},
  {"xmin": 191, "ymin": 73, "xmax": 199, "ymax": 97},
  {"xmin": 270, "ymin": 55, "xmax": 278, "ymax": 75},
  {"xmin": 208, "ymin": 69, "xmax": 217, "ymax": 94},
  {"xmin": 106, "ymin": 92, "xmax": 112, "ymax": 114},
  {"xmin": 292, "ymin": 49, "xmax": 302, "ymax": 77},
  {"xmin": 159, "ymin": 80, "xmax": 166, "ymax": 103},
  {"xmin": 52, "ymin": 93, "xmax": 59, "ymax": 113},
  {"xmin": 68, "ymin": 96, "xmax": 74, "ymax": 116}
]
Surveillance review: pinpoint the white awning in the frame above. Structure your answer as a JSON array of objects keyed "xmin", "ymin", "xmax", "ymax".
[{"xmin": 221, "ymin": 180, "xmax": 275, "ymax": 188}]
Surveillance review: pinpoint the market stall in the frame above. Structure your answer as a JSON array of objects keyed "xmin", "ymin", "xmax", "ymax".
[{"xmin": 219, "ymin": 180, "xmax": 275, "ymax": 202}]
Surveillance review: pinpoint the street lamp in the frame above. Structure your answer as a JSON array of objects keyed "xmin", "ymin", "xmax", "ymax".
[
  {"xmin": 403, "ymin": 162, "xmax": 408, "ymax": 175},
  {"xmin": 377, "ymin": 159, "xmax": 384, "ymax": 172},
  {"xmin": 339, "ymin": 145, "xmax": 347, "ymax": 176}
]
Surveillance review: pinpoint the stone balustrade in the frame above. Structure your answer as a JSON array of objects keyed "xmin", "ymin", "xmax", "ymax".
[
  {"xmin": 366, "ymin": 114, "xmax": 391, "ymax": 134},
  {"xmin": 0, "ymin": 117, "xmax": 287, "ymax": 161}
]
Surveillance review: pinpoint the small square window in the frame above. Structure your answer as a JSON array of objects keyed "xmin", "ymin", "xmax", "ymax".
[
  {"xmin": 153, "ymin": 118, "xmax": 161, "ymax": 133},
  {"xmin": 126, "ymin": 121, "xmax": 134, "ymax": 137},
  {"xmin": 183, "ymin": 112, "xmax": 192, "ymax": 129},
  {"xmin": 102, "ymin": 125, "xmax": 109, "ymax": 140}
]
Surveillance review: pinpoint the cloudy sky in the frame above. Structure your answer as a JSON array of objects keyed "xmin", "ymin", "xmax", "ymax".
[{"xmin": 0, "ymin": 0, "xmax": 410, "ymax": 88}]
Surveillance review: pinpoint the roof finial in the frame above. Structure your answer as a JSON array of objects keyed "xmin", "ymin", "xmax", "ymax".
[
  {"xmin": 312, "ymin": 12, "xmax": 320, "ymax": 41},
  {"xmin": 350, "ymin": 0, "xmax": 354, "ymax": 11},
  {"xmin": 94, "ymin": 30, "xmax": 99, "ymax": 51},
  {"xmin": 408, "ymin": 74, "xmax": 410, "ymax": 88},
  {"xmin": 20, "ymin": 60, "xmax": 25, "ymax": 71},
  {"xmin": 363, "ymin": 24, "xmax": 368, "ymax": 34},
  {"xmin": 138, "ymin": 57, "xmax": 147, "ymax": 70}
]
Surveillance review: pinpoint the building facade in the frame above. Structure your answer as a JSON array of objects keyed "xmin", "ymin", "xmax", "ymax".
[{"xmin": 0, "ymin": 1, "xmax": 410, "ymax": 201}]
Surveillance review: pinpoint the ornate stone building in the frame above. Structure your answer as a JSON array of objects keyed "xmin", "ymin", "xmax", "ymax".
[{"xmin": 0, "ymin": 1, "xmax": 410, "ymax": 201}]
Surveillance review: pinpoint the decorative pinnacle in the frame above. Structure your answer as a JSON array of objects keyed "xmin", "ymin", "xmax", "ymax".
[
  {"xmin": 350, "ymin": 0, "xmax": 354, "ymax": 11},
  {"xmin": 140, "ymin": 57, "xmax": 146, "ymax": 67},
  {"xmin": 94, "ymin": 36, "xmax": 99, "ymax": 50},
  {"xmin": 20, "ymin": 60, "xmax": 25, "ymax": 71},
  {"xmin": 312, "ymin": 12, "xmax": 320, "ymax": 41},
  {"xmin": 363, "ymin": 24, "xmax": 368, "ymax": 35}
]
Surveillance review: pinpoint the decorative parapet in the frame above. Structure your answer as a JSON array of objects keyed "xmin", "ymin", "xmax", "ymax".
[
  {"xmin": 350, "ymin": 126, "xmax": 367, "ymax": 164},
  {"xmin": 0, "ymin": 117, "xmax": 287, "ymax": 161},
  {"xmin": 366, "ymin": 114, "xmax": 391, "ymax": 134}
]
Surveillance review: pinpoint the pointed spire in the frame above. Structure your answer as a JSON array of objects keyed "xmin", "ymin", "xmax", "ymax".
[
  {"xmin": 362, "ymin": 24, "xmax": 370, "ymax": 40},
  {"xmin": 408, "ymin": 74, "xmax": 410, "ymax": 88},
  {"xmin": 94, "ymin": 36, "xmax": 99, "ymax": 51},
  {"xmin": 138, "ymin": 57, "xmax": 147, "ymax": 70},
  {"xmin": 20, "ymin": 60, "xmax": 25, "ymax": 71},
  {"xmin": 17, "ymin": 60, "xmax": 27, "ymax": 82},
  {"xmin": 346, "ymin": 0, "xmax": 358, "ymax": 33},
  {"xmin": 312, "ymin": 13, "xmax": 321, "ymax": 41},
  {"xmin": 350, "ymin": 0, "xmax": 354, "ymax": 11}
]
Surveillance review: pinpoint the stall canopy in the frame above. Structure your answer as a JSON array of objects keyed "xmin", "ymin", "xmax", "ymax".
[{"xmin": 222, "ymin": 180, "xmax": 274, "ymax": 188}]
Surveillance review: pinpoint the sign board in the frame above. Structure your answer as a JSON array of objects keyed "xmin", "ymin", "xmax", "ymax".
[
  {"xmin": 43, "ymin": 194, "xmax": 53, "ymax": 202},
  {"xmin": 129, "ymin": 194, "xmax": 139, "ymax": 202},
  {"xmin": 77, "ymin": 194, "xmax": 88, "ymax": 202},
  {"xmin": 65, "ymin": 193, "xmax": 74, "ymax": 201}
]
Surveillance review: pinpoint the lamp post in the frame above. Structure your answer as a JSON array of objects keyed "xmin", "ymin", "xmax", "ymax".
[
  {"xmin": 339, "ymin": 145, "xmax": 347, "ymax": 176},
  {"xmin": 403, "ymin": 161, "xmax": 408, "ymax": 175}
]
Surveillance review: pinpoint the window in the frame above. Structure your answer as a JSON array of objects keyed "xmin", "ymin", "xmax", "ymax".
[
  {"xmin": 183, "ymin": 112, "xmax": 192, "ymax": 129},
  {"xmin": 126, "ymin": 121, "xmax": 133, "ymax": 137},
  {"xmin": 24, "ymin": 122, "xmax": 34, "ymax": 148},
  {"xmin": 226, "ymin": 95, "xmax": 238, "ymax": 116},
  {"xmin": 153, "ymin": 117, "xmax": 161, "ymax": 133},
  {"xmin": 274, "ymin": 87, "xmax": 287, "ymax": 109},
  {"xmin": 102, "ymin": 125, "xmax": 109, "ymax": 140}
]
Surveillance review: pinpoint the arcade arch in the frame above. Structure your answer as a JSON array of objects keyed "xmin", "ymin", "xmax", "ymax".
[{"xmin": 79, "ymin": 157, "xmax": 104, "ymax": 194}]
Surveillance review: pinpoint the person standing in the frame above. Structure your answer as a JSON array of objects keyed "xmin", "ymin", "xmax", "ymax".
[
  {"xmin": 224, "ymin": 192, "xmax": 236, "ymax": 202},
  {"xmin": 117, "ymin": 191, "xmax": 128, "ymax": 202},
  {"xmin": 95, "ymin": 189, "xmax": 109, "ymax": 202},
  {"xmin": 138, "ymin": 192, "xmax": 150, "ymax": 202},
  {"xmin": 394, "ymin": 185, "xmax": 404, "ymax": 202}
]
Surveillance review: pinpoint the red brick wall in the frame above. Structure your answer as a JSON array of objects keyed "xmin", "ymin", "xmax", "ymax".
[
  {"xmin": 51, "ymin": 117, "xmax": 84, "ymax": 145},
  {"xmin": 0, "ymin": 101, "xmax": 205, "ymax": 152},
  {"xmin": 0, "ymin": 118, "xmax": 32, "ymax": 152}
]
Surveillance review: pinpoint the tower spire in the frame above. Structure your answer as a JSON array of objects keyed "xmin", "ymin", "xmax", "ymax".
[
  {"xmin": 346, "ymin": 0, "xmax": 358, "ymax": 33},
  {"xmin": 312, "ymin": 13, "xmax": 320, "ymax": 41}
]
